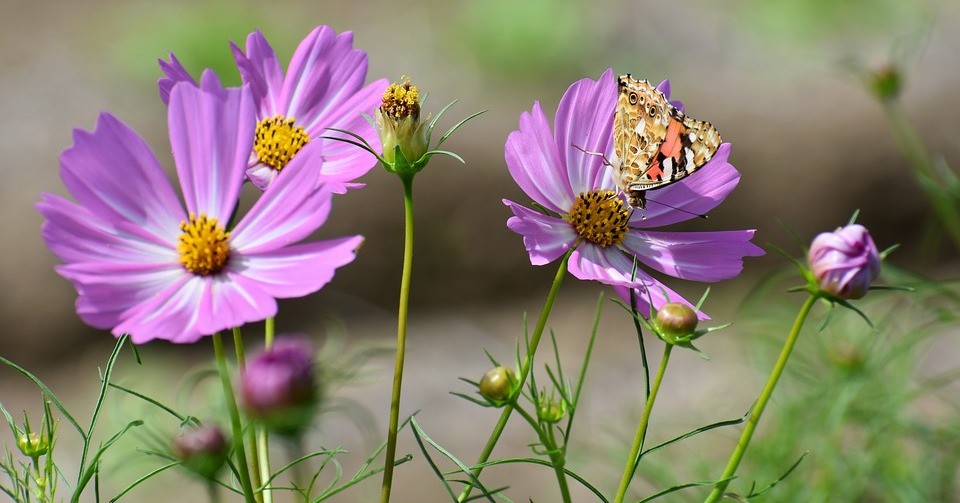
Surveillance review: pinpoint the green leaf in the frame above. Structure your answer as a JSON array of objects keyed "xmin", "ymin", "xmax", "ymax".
[
  {"xmin": 79, "ymin": 335, "xmax": 129, "ymax": 481},
  {"xmin": 465, "ymin": 457, "xmax": 609, "ymax": 503},
  {"xmin": 436, "ymin": 110, "xmax": 487, "ymax": 149},
  {"xmin": 634, "ymin": 478, "xmax": 733, "ymax": 502},
  {"xmin": 640, "ymin": 406, "xmax": 752, "ymax": 461},
  {"xmin": 421, "ymin": 149, "xmax": 466, "ymax": 164},
  {"xmin": 410, "ymin": 417, "xmax": 498, "ymax": 503},
  {"xmin": 426, "ymin": 99, "xmax": 460, "ymax": 145},
  {"xmin": 73, "ymin": 420, "xmax": 143, "ymax": 503},
  {"xmin": 847, "ymin": 209, "xmax": 861, "ymax": 226},
  {"xmin": 109, "ymin": 461, "xmax": 181, "ymax": 502},
  {"xmin": 0, "ymin": 357, "xmax": 83, "ymax": 439},
  {"xmin": 744, "ymin": 451, "xmax": 809, "ymax": 498}
]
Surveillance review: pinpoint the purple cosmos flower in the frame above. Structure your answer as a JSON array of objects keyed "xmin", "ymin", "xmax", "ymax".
[
  {"xmin": 808, "ymin": 224, "xmax": 880, "ymax": 300},
  {"xmin": 159, "ymin": 26, "xmax": 389, "ymax": 191},
  {"xmin": 503, "ymin": 69, "xmax": 764, "ymax": 317},
  {"xmin": 38, "ymin": 73, "xmax": 362, "ymax": 344}
]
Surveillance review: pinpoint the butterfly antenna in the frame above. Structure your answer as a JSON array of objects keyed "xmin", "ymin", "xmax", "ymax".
[
  {"xmin": 571, "ymin": 144, "xmax": 612, "ymax": 167},
  {"xmin": 645, "ymin": 198, "xmax": 709, "ymax": 219}
]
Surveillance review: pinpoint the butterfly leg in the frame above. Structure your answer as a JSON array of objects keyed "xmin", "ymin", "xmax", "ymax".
[{"xmin": 571, "ymin": 144, "xmax": 613, "ymax": 167}]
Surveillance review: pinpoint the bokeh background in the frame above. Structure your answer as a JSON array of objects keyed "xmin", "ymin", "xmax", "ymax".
[{"xmin": 1, "ymin": 0, "xmax": 958, "ymax": 501}]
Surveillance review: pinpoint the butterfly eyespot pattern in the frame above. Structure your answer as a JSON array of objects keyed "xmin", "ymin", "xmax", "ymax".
[{"xmin": 611, "ymin": 75, "xmax": 722, "ymax": 208}]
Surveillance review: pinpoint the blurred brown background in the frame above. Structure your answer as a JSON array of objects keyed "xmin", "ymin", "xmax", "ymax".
[{"xmin": 1, "ymin": 0, "xmax": 958, "ymax": 501}]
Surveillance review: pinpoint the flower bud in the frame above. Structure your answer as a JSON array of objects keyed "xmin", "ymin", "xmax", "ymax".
[
  {"xmin": 868, "ymin": 64, "xmax": 901, "ymax": 102},
  {"xmin": 240, "ymin": 338, "xmax": 318, "ymax": 435},
  {"xmin": 656, "ymin": 302, "xmax": 699, "ymax": 343},
  {"xmin": 173, "ymin": 426, "xmax": 228, "ymax": 479},
  {"xmin": 16, "ymin": 432, "xmax": 49, "ymax": 459},
  {"xmin": 808, "ymin": 224, "xmax": 880, "ymax": 300},
  {"xmin": 479, "ymin": 366, "xmax": 515, "ymax": 402},
  {"xmin": 537, "ymin": 397, "xmax": 566, "ymax": 424},
  {"xmin": 376, "ymin": 78, "xmax": 429, "ymax": 169}
]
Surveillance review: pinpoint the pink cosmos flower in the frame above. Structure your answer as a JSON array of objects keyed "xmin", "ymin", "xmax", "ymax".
[
  {"xmin": 38, "ymin": 73, "xmax": 362, "ymax": 344},
  {"xmin": 808, "ymin": 224, "xmax": 880, "ymax": 300},
  {"xmin": 503, "ymin": 69, "xmax": 764, "ymax": 317},
  {"xmin": 159, "ymin": 26, "xmax": 388, "ymax": 191}
]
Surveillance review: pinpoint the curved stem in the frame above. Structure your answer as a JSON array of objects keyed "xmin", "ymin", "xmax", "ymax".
[
  {"xmin": 457, "ymin": 249, "xmax": 573, "ymax": 502},
  {"xmin": 379, "ymin": 174, "xmax": 416, "ymax": 503},
  {"xmin": 703, "ymin": 294, "xmax": 817, "ymax": 503},
  {"xmin": 213, "ymin": 333, "xmax": 255, "ymax": 503},
  {"xmin": 514, "ymin": 405, "xmax": 572, "ymax": 503},
  {"xmin": 613, "ymin": 343, "xmax": 673, "ymax": 503}
]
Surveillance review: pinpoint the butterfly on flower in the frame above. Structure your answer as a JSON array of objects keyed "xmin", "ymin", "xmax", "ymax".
[{"xmin": 609, "ymin": 75, "xmax": 722, "ymax": 208}]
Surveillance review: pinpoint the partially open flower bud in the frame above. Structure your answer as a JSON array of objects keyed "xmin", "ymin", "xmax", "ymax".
[
  {"xmin": 16, "ymin": 432, "xmax": 49, "ymax": 459},
  {"xmin": 240, "ymin": 338, "xmax": 318, "ymax": 435},
  {"xmin": 808, "ymin": 224, "xmax": 880, "ymax": 300},
  {"xmin": 173, "ymin": 425, "xmax": 228, "ymax": 479},
  {"xmin": 656, "ymin": 302, "xmax": 699, "ymax": 343},
  {"xmin": 376, "ymin": 78, "xmax": 429, "ymax": 169},
  {"xmin": 479, "ymin": 366, "xmax": 515, "ymax": 403}
]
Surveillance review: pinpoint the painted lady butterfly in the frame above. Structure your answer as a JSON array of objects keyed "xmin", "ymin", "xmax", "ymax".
[{"xmin": 611, "ymin": 75, "xmax": 722, "ymax": 208}]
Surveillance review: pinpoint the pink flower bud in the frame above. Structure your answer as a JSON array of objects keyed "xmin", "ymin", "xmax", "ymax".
[
  {"xmin": 240, "ymin": 338, "xmax": 318, "ymax": 435},
  {"xmin": 173, "ymin": 425, "xmax": 228, "ymax": 479},
  {"xmin": 808, "ymin": 224, "xmax": 881, "ymax": 300}
]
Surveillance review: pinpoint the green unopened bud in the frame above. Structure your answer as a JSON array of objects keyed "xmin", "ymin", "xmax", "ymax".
[
  {"xmin": 16, "ymin": 432, "xmax": 48, "ymax": 459},
  {"xmin": 479, "ymin": 366, "xmax": 515, "ymax": 403},
  {"xmin": 537, "ymin": 398, "xmax": 566, "ymax": 424},
  {"xmin": 377, "ymin": 78, "xmax": 429, "ymax": 171},
  {"xmin": 868, "ymin": 64, "xmax": 901, "ymax": 102},
  {"xmin": 656, "ymin": 302, "xmax": 698, "ymax": 343}
]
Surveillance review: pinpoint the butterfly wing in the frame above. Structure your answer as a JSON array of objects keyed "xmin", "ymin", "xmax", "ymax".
[{"xmin": 614, "ymin": 76, "xmax": 672, "ymax": 203}]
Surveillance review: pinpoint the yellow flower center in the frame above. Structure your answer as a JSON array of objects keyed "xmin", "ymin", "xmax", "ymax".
[
  {"xmin": 253, "ymin": 115, "xmax": 310, "ymax": 171},
  {"xmin": 177, "ymin": 214, "xmax": 231, "ymax": 276},
  {"xmin": 381, "ymin": 78, "xmax": 420, "ymax": 121},
  {"xmin": 568, "ymin": 190, "xmax": 630, "ymax": 247}
]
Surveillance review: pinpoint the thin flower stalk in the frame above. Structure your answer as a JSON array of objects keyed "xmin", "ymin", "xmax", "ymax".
[
  {"xmin": 212, "ymin": 333, "xmax": 256, "ymax": 503},
  {"xmin": 457, "ymin": 249, "xmax": 573, "ymax": 502},
  {"xmin": 379, "ymin": 173, "xmax": 416, "ymax": 503},
  {"xmin": 613, "ymin": 343, "xmax": 673, "ymax": 503},
  {"xmin": 513, "ymin": 404, "xmax": 572, "ymax": 503},
  {"xmin": 703, "ymin": 294, "xmax": 816, "ymax": 503}
]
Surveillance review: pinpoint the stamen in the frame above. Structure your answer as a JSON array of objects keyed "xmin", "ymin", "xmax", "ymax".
[
  {"xmin": 568, "ymin": 190, "xmax": 630, "ymax": 247},
  {"xmin": 177, "ymin": 214, "xmax": 231, "ymax": 275},
  {"xmin": 381, "ymin": 78, "xmax": 420, "ymax": 121},
  {"xmin": 253, "ymin": 115, "xmax": 310, "ymax": 171}
]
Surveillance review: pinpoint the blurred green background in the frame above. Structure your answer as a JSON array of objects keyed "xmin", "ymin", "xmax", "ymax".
[{"xmin": 0, "ymin": 0, "xmax": 958, "ymax": 501}]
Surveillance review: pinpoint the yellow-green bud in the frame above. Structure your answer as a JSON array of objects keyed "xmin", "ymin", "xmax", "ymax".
[
  {"xmin": 479, "ymin": 366, "xmax": 515, "ymax": 402},
  {"xmin": 868, "ymin": 64, "xmax": 901, "ymax": 103},
  {"xmin": 16, "ymin": 432, "xmax": 49, "ymax": 459},
  {"xmin": 537, "ymin": 398, "xmax": 566, "ymax": 424},
  {"xmin": 656, "ymin": 302, "xmax": 698, "ymax": 343}
]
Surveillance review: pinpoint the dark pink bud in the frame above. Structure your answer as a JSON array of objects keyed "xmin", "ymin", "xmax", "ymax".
[
  {"xmin": 808, "ymin": 224, "xmax": 881, "ymax": 300},
  {"xmin": 240, "ymin": 338, "xmax": 318, "ymax": 435}
]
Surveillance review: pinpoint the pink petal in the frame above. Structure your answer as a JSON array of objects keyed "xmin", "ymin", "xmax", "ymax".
[
  {"xmin": 38, "ymin": 194, "xmax": 177, "ymax": 265},
  {"xmin": 280, "ymin": 27, "xmax": 368, "ymax": 122},
  {"xmin": 505, "ymin": 102, "xmax": 574, "ymax": 213},
  {"xmin": 231, "ymin": 30, "xmax": 285, "ymax": 114},
  {"xmin": 554, "ymin": 69, "xmax": 618, "ymax": 195},
  {"xmin": 503, "ymin": 199, "xmax": 577, "ymax": 265},
  {"xmin": 622, "ymin": 229, "xmax": 764, "ymax": 282},
  {"xmin": 630, "ymin": 143, "xmax": 740, "ymax": 227},
  {"xmin": 58, "ymin": 114, "xmax": 184, "ymax": 243},
  {"xmin": 158, "ymin": 52, "xmax": 197, "ymax": 106},
  {"xmin": 231, "ymin": 142, "xmax": 333, "ymax": 253},
  {"xmin": 168, "ymin": 71, "xmax": 255, "ymax": 219},
  {"xmin": 236, "ymin": 236, "xmax": 363, "ymax": 298}
]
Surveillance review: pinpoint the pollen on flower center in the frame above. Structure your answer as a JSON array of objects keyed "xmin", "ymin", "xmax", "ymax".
[
  {"xmin": 381, "ymin": 78, "xmax": 420, "ymax": 121},
  {"xmin": 253, "ymin": 115, "xmax": 310, "ymax": 171},
  {"xmin": 178, "ymin": 214, "xmax": 231, "ymax": 276},
  {"xmin": 568, "ymin": 190, "xmax": 630, "ymax": 247}
]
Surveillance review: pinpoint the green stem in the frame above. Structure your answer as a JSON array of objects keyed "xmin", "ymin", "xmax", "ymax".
[
  {"xmin": 703, "ymin": 294, "xmax": 817, "ymax": 503},
  {"xmin": 265, "ymin": 317, "xmax": 275, "ymax": 348},
  {"xmin": 379, "ymin": 174, "xmax": 416, "ymax": 503},
  {"xmin": 613, "ymin": 343, "xmax": 672, "ymax": 503},
  {"xmin": 207, "ymin": 482, "xmax": 221, "ymax": 503},
  {"xmin": 213, "ymin": 333, "xmax": 256, "ymax": 503},
  {"xmin": 457, "ymin": 249, "xmax": 573, "ymax": 502},
  {"xmin": 259, "ymin": 321, "xmax": 275, "ymax": 503},
  {"xmin": 515, "ymin": 406, "xmax": 572, "ymax": 503},
  {"xmin": 234, "ymin": 328, "xmax": 266, "ymax": 503}
]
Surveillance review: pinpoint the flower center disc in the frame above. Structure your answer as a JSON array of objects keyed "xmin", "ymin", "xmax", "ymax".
[
  {"xmin": 568, "ymin": 190, "xmax": 630, "ymax": 247},
  {"xmin": 253, "ymin": 115, "xmax": 310, "ymax": 171},
  {"xmin": 178, "ymin": 214, "xmax": 231, "ymax": 275}
]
